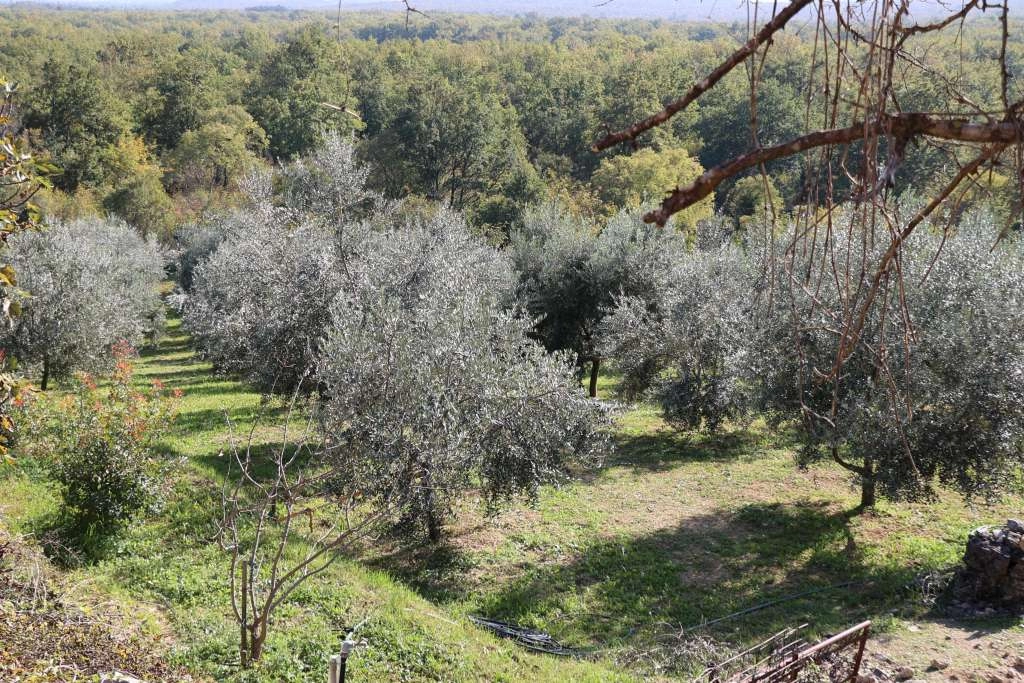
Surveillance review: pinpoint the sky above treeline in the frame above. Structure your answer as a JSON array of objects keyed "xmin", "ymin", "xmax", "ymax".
[{"xmin": 327, "ymin": 0, "xmax": 1024, "ymax": 21}]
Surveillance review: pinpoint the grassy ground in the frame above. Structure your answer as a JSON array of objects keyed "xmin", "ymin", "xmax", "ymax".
[{"xmin": 1, "ymin": 310, "xmax": 1022, "ymax": 682}]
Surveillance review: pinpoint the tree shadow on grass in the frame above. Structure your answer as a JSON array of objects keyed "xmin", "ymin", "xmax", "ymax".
[
  {"xmin": 366, "ymin": 537, "xmax": 481, "ymax": 603},
  {"xmin": 163, "ymin": 381, "xmax": 253, "ymax": 399},
  {"xmin": 132, "ymin": 366, "xmax": 211, "ymax": 383},
  {"xmin": 146, "ymin": 440, "xmax": 316, "ymax": 548},
  {"xmin": 381, "ymin": 500, "xmax": 933, "ymax": 652},
  {"xmin": 608, "ymin": 427, "xmax": 766, "ymax": 474},
  {"xmin": 139, "ymin": 334, "xmax": 191, "ymax": 356},
  {"xmin": 167, "ymin": 405, "xmax": 273, "ymax": 437},
  {"xmin": 190, "ymin": 437, "xmax": 310, "ymax": 482}
]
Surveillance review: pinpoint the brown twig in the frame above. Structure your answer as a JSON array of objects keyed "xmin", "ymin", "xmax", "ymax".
[
  {"xmin": 591, "ymin": 0, "xmax": 815, "ymax": 152},
  {"xmin": 644, "ymin": 114, "xmax": 1023, "ymax": 225}
]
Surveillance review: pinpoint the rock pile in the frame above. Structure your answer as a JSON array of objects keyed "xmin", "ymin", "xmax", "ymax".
[{"xmin": 953, "ymin": 519, "xmax": 1024, "ymax": 607}]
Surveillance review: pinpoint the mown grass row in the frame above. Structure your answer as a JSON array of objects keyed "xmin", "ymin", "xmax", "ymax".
[
  {"xmin": 2, "ymin": 309, "xmax": 1022, "ymax": 681},
  {"xmin": 2, "ymin": 313, "xmax": 632, "ymax": 681}
]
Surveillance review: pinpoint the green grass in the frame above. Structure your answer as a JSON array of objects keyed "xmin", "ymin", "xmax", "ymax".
[
  {"xmin": 1, "ymin": 309, "xmax": 1022, "ymax": 681},
  {"xmin": 1, "ymin": 313, "xmax": 633, "ymax": 682}
]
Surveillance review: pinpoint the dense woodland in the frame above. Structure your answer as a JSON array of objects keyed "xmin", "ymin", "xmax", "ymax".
[
  {"xmin": 1, "ymin": 4, "xmax": 1024, "ymax": 682},
  {"xmin": 0, "ymin": 5, "xmax": 1018, "ymax": 238}
]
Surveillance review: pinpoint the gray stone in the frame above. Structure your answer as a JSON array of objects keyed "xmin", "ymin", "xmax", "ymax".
[
  {"xmin": 955, "ymin": 519, "xmax": 1024, "ymax": 605},
  {"xmin": 99, "ymin": 674, "xmax": 145, "ymax": 683},
  {"xmin": 1006, "ymin": 519, "xmax": 1024, "ymax": 534},
  {"xmin": 896, "ymin": 666, "xmax": 916, "ymax": 681},
  {"xmin": 931, "ymin": 658, "xmax": 952, "ymax": 671}
]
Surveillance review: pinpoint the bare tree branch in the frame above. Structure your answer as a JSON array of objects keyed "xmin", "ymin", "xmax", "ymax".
[
  {"xmin": 832, "ymin": 142, "xmax": 1008, "ymax": 370},
  {"xmin": 591, "ymin": 0, "xmax": 816, "ymax": 152},
  {"xmin": 896, "ymin": 0, "xmax": 985, "ymax": 37},
  {"xmin": 644, "ymin": 113, "xmax": 1024, "ymax": 225}
]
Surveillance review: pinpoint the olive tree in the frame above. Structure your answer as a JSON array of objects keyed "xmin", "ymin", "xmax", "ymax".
[
  {"xmin": 749, "ymin": 213, "xmax": 1024, "ymax": 507},
  {"xmin": 510, "ymin": 203, "xmax": 686, "ymax": 396},
  {"xmin": 174, "ymin": 221, "xmax": 229, "ymax": 293},
  {"xmin": 277, "ymin": 132, "xmax": 376, "ymax": 222},
  {"xmin": 2, "ymin": 218, "xmax": 164, "ymax": 389},
  {"xmin": 184, "ymin": 214, "xmax": 349, "ymax": 392},
  {"xmin": 173, "ymin": 171, "xmax": 280, "ymax": 295},
  {"xmin": 600, "ymin": 206, "xmax": 1024, "ymax": 508},
  {"xmin": 601, "ymin": 223, "xmax": 756, "ymax": 431},
  {"xmin": 887, "ymin": 220, "xmax": 1024, "ymax": 502},
  {"xmin": 182, "ymin": 137, "xmax": 375, "ymax": 392},
  {"xmin": 318, "ymin": 210, "xmax": 612, "ymax": 543}
]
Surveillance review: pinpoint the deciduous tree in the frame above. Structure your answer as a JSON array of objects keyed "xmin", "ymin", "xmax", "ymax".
[{"xmin": 591, "ymin": 147, "xmax": 712, "ymax": 232}]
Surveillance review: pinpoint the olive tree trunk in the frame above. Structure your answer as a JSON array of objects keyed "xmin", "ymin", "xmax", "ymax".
[{"xmin": 859, "ymin": 455, "xmax": 876, "ymax": 509}]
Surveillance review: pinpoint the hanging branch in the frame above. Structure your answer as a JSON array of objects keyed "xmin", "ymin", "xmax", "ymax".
[
  {"xmin": 593, "ymin": 0, "xmax": 1024, "ymax": 507},
  {"xmin": 591, "ymin": 0, "xmax": 816, "ymax": 152},
  {"xmin": 594, "ymin": 0, "xmax": 1021, "ymax": 226},
  {"xmin": 643, "ymin": 113, "xmax": 1024, "ymax": 225},
  {"xmin": 832, "ymin": 142, "xmax": 1009, "ymax": 370}
]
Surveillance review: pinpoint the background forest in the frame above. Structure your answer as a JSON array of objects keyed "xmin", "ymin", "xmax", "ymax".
[
  {"xmin": 1, "ymin": 5, "xmax": 1016, "ymax": 237},
  {"xmin": 1, "ymin": 5, "xmax": 1024, "ymax": 683}
]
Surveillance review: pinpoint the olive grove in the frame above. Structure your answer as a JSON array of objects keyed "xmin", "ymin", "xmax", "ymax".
[
  {"xmin": 601, "ymin": 209, "xmax": 1024, "ymax": 507},
  {"xmin": 182, "ymin": 140, "xmax": 614, "ymax": 547}
]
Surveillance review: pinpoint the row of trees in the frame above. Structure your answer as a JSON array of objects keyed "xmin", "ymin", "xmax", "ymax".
[
  {"xmin": 183, "ymin": 138, "xmax": 612, "ymax": 543},
  {"xmin": 601, "ymin": 211, "xmax": 1024, "ymax": 508},
  {"xmin": 183, "ymin": 137, "xmax": 1024, "ymax": 515},
  {"xmin": 5, "ymin": 7, "xmax": 1017, "ymax": 239},
  {"xmin": 6, "ymin": 152, "xmax": 1015, "ymax": 565}
]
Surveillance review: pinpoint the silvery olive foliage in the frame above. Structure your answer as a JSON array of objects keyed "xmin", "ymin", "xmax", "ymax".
[
  {"xmin": 174, "ymin": 221, "xmax": 228, "ymax": 293},
  {"xmin": 277, "ymin": 132, "xmax": 376, "ymax": 221},
  {"xmin": 510, "ymin": 203, "xmax": 687, "ymax": 395},
  {"xmin": 1, "ymin": 218, "xmax": 165, "ymax": 389},
  {"xmin": 184, "ymin": 217, "xmax": 348, "ymax": 392},
  {"xmin": 182, "ymin": 137, "xmax": 375, "ymax": 392},
  {"xmin": 749, "ymin": 212, "xmax": 1024, "ymax": 505},
  {"xmin": 602, "ymin": 208, "xmax": 1024, "ymax": 507},
  {"xmin": 318, "ymin": 210, "xmax": 613, "ymax": 542},
  {"xmin": 600, "ymin": 227, "xmax": 757, "ymax": 431},
  {"xmin": 886, "ymin": 219, "xmax": 1024, "ymax": 501}
]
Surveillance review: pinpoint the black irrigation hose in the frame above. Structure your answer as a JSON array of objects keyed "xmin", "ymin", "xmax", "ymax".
[
  {"xmin": 469, "ymin": 616, "xmax": 579, "ymax": 656},
  {"xmin": 470, "ymin": 580, "xmax": 865, "ymax": 659}
]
